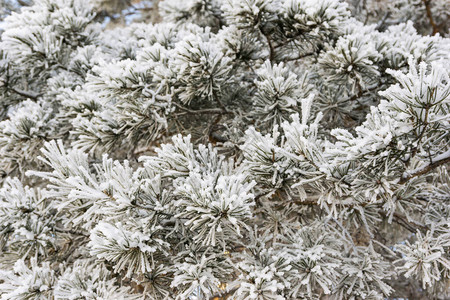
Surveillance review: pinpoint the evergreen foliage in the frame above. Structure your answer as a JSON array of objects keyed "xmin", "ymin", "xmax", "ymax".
[{"xmin": 0, "ymin": 0, "xmax": 449, "ymax": 299}]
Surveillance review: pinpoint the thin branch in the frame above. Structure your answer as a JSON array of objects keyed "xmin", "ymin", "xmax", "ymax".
[
  {"xmin": 339, "ymin": 83, "xmax": 380, "ymax": 104},
  {"xmin": 394, "ymin": 212, "xmax": 429, "ymax": 231},
  {"xmin": 212, "ymin": 91, "xmax": 228, "ymax": 114},
  {"xmin": 134, "ymin": 203, "xmax": 174, "ymax": 217},
  {"xmin": 392, "ymin": 213, "xmax": 427, "ymax": 233},
  {"xmin": 266, "ymin": 35, "xmax": 275, "ymax": 62},
  {"xmin": 244, "ymin": 60, "xmax": 257, "ymax": 75},
  {"xmin": 422, "ymin": 0, "xmax": 439, "ymax": 35},
  {"xmin": 293, "ymin": 198, "xmax": 428, "ymax": 233},
  {"xmin": 133, "ymin": 145, "xmax": 155, "ymax": 156},
  {"xmin": 392, "ymin": 217, "xmax": 416, "ymax": 233},
  {"xmin": 173, "ymin": 102, "xmax": 226, "ymax": 115},
  {"xmin": 399, "ymin": 149, "xmax": 450, "ymax": 184},
  {"xmin": 10, "ymin": 87, "xmax": 42, "ymax": 100},
  {"xmin": 54, "ymin": 227, "xmax": 89, "ymax": 237},
  {"xmin": 259, "ymin": 27, "xmax": 275, "ymax": 62},
  {"xmin": 375, "ymin": 12, "xmax": 391, "ymax": 31},
  {"xmin": 283, "ymin": 51, "xmax": 316, "ymax": 62},
  {"xmin": 209, "ymin": 288, "xmax": 238, "ymax": 300}
]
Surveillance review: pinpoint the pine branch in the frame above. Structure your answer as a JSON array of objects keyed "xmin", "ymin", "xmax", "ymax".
[
  {"xmin": 209, "ymin": 288, "xmax": 238, "ymax": 300},
  {"xmin": 10, "ymin": 87, "xmax": 42, "ymax": 100},
  {"xmin": 283, "ymin": 51, "xmax": 316, "ymax": 61},
  {"xmin": 134, "ymin": 203, "xmax": 174, "ymax": 217},
  {"xmin": 212, "ymin": 91, "xmax": 228, "ymax": 114},
  {"xmin": 173, "ymin": 102, "xmax": 226, "ymax": 115},
  {"xmin": 339, "ymin": 83, "xmax": 380, "ymax": 104},
  {"xmin": 54, "ymin": 227, "xmax": 89, "ymax": 237},
  {"xmin": 392, "ymin": 212, "xmax": 428, "ymax": 233},
  {"xmin": 399, "ymin": 149, "xmax": 450, "ymax": 184},
  {"xmin": 260, "ymin": 27, "xmax": 275, "ymax": 62},
  {"xmin": 375, "ymin": 12, "xmax": 391, "ymax": 30}
]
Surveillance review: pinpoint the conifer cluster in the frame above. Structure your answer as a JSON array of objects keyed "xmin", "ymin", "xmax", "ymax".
[{"xmin": 0, "ymin": 0, "xmax": 449, "ymax": 299}]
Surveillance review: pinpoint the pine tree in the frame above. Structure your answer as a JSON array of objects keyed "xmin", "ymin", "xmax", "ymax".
[{"xmin": 0, "ymin": 0, "xmax": 449, "ymax": 299}]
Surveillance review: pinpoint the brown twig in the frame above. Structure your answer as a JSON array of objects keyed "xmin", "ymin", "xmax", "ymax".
[
  {"xmin": 259, "ymin": 27, "xmax": 275, "ymax": 62},
  {"xmin": 212, "ymin": 91, "xmax": 228, "ymax": 114},
  {"xmin": 399, "ymin": 149, "xmax": 450, "ymax": 184},
  {"xmin": 422, "ymin": 0, "xmax": 439, "ymax": 35},
  {"xmin": 209, "ymin": 288, "xmax": 238, "ymax": 300}
]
